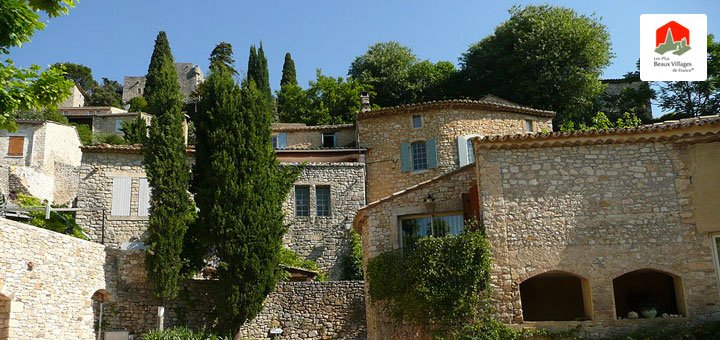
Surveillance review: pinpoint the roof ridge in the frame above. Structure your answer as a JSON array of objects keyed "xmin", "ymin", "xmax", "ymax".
[{"xmin": 358, "ymin": 98, "xmax": 556, "ymax": 119}]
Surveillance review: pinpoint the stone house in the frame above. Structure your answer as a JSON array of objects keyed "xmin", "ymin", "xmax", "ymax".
[
  {"xmin": 0, "ymin": 120, "xmax": 82, "ymax": 204},
  {"xmin": 122, "ymin": 62, "xmax": 204, "ymax": 103},
  {"xmin": 355, "ymin": 115, "xmax": 720, "ymax": 339},
  {"xmin": 59, "ymin": 83, "xmax": 87, "ymax": 108},
  {"xmin": 60, "ymin": 106, "xmax": 152, "ymax": 136}
]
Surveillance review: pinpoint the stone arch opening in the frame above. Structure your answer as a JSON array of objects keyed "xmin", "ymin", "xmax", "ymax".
[
  {"xmin": 92, "ymin": 289, "xmax": 112, "ymax": 339},
  {"xmin": 612, "ymin": 269, "xmax": 685, "ymax": 319},
  {"xmin": 519, "ymin": 271, "xmax": 592, "ymax": 321},
  {"xmin": 0, "ymin": 293, "xmax": 9, "ymax": 340}
]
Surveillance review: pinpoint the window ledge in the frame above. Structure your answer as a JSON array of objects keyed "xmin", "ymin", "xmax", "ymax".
[
  {"xmin": 107, "ymin": 215, "xmax": 149, "ymax": 221},
  {"xmin": 5, "ymin": 155, "xmax": 24, "ymax": 158},
  {"xmin": 411, "ymin": 169, "xmax": 431, "ymax": 175}
]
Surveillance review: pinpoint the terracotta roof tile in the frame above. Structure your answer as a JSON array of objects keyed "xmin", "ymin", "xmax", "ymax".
[
  {"xmin": 358, "ymin": 98, "xmax": 556, "ymax": 119},
  {"xmin": 272, "ymin": 123, "xmax": 355, "ymax": 132}
]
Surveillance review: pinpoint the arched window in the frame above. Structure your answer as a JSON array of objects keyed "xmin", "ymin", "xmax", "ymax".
[
  {"xmin": 612, "ymin": 269, "xmax": 685, "ymax": 318},
  {"xmin": 0, "ymin": 293, "xmax": 10, "ymax": 339},
  {"xmin": 520, "ymin": 271, "xmax": 592, "ymax": 321}
]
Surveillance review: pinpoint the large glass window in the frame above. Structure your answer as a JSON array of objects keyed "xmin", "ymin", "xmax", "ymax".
[
  {"xmin": 411, "ymin": 142, "xmax": 427, "ymax": 171},
  {"xmin": 400, "ymin": 213, "xmax": 464, "ymax": 251},
  {"xmin": 294, "ymin": 186, "xmax": 310, "ymax": 217},
  {"xmin": 316, "ymin": 186, "xmax": 331, "ymax": 216}
]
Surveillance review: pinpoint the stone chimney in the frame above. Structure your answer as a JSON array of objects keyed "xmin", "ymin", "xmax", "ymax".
[{"xmin": 360, "ymin": 92, "xmax": 371, "ymax": 113}]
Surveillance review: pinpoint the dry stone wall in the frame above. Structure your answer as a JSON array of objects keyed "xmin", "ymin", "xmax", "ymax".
[
  {"xmin": 281, "ymin": 128, "xmax": 356, "ymax": 149},
  {"xmin": 359, "ymin": 108, "xmax": 551, "ymax": 202},
  {"xmin": 282, "ymin": 163, "xmax": 366, "ymax": 279},
  {"xmin": 0, "ymin": 218, "xmax": 108, "ymax": 340},
  {"xmin": 475, "ymin": 139, "xmax": 720, "ymax": 337}
]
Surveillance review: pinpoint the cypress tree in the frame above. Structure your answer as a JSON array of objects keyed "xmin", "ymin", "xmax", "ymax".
[
  {"xmin": 256, "ymin": 43, "xmax": 271, "ymax": 101},
  {"xmin": 143, "ymin": 31, "xmax": 192, "ymax": 305},
  {"xmin": 194, "ymin": 43, "xmax": 297, "ymax": 334},
  {"xmin": 247, "ymin": 45, "xmax": 258, "ymax": 84},
  {"xmin": 280, "ymin": 52, "xmax": 297, "ymax": 87}
]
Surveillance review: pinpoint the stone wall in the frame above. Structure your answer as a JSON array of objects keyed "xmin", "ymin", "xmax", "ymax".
[
  {"xmin": 0, "ymin": 218, "xmax": 108, "ymax": 340},
  {"xmin": 236, "ymin": 281, "xmax": 367, "ymax": 340},
  {"xmin": 475, "ymin": 138, "xmax": 720, "ymax": 337},
  {"xmin": 76, "ymin": 151, "xmax": 149, "ymax": 247},
  {"xmin": 355, "ymin": 165, "xmax": 476, "ymax": 340},
  {"xmin": 280, "ymin": 128, "xmax": 357, "ymax": 149},
  {"xmin": 92, "ymin": 114, "xmax": 141, "ymax": 135},
  {"xmin": 358, "ymin": 108, "xmax": 552, "ymax": 202},
  {"xmin": 282, "ymin": 163, "xmax": 366, "ymax": 279}
]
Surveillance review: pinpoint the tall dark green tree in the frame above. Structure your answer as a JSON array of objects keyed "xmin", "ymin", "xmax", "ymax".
[
  {"xmin": 193, "ymin": 42, "xmax": 297, "ymax": 334},
  {"xmin": 121, "ymin": 116, "xmax": 147, "ymax": 144},
  {"xmin": 210, "ymin": 42, "xmax": 237, "ymax": 75},
  {"xmin": 246, "ymin": 43, "xmax": 275, "ymax": 119},
  {"xmin": 51, "ymin": 62, "xmax": 98, "ymax": 91},
  {"xmin": 143, "ymin": 31, "xmax": 192, "ymax": 305},
  {"xmin": 460, "ymin": 5, "xmax": 612, "ymax": 127},
  {"xmin": 280, "ymin": 52, "xmax": 297, "ymax": 86}
]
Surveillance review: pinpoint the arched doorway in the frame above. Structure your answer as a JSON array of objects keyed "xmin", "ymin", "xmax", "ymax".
[
  {"xmin": 612, "ymin": 269, "xmax": 685, "ymax": 318},
  {"xmin": 0, "ymin": 293, "xmax": 10, "ymax": 340},
  {"xmin": 519, "ymin": 271, "xmax": 593, "ymax": 321}
]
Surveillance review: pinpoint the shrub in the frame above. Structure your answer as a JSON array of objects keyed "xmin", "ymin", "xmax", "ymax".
[
  {"xmin": 142, "ymin": 327, "xmax": 231, "ymax": 340},
  {"xmin": 73, "ymin": 123, "xmax": 93, "ymax": 145},
  {"xmin": 93, "ymin": 132, "xmax": 126, "ymax": 145},
  {"xmin": 277, "ymin": 247, "xmax": 326, "ymax": 281},
  {"xmin": 15, "ymin": 194, "xmax": 87, "ymax": 239},
  {"xmin": 340, "ymin": 229, "xmax": 363, "ymax": 280}
]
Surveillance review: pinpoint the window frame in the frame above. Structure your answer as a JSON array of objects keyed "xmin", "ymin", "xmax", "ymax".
[
  {"xmin": 412, "ymin": 114, "xmax": 423, "ymax": 129},
  {"xmin": 411, "ymin": 141, "xmax": 428, "ymax": 171},
  {"xmin": 399, "ymin": 211, "xmax": 464, "ymax": 251},
  {"xmin": 711, "ymin": 234, "xmax": 720, "ymax": 293},
  {"xmin": 321, "ymin": 132, "xmax": 336, "ymax": 148},
  {"xmin": 524, "ymin": 119, "xmax": 534, "ymax": 133},
  {"xmin": 294, "ymin": 185, "xmax": 311, "ymax": 217},
  {"xmin": 316, "ymin": 185, "xmax": 331, "ymax": 217}
]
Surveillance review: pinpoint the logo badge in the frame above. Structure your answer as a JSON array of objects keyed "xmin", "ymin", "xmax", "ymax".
[{"xmin": 640, "ymin": 14, "xmax": 707, "ymax": 81}]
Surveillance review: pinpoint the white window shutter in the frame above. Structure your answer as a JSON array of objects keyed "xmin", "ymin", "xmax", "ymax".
[
  {"xmin": 138, "ymin": 178, "xmax": 151, "ymax": 217},
  {"xmin": 458, "ymin": 136, "xmax": 469, "ymax": 166},
  {"xmin": 111, "ymin": 177, "xmax": 131, "ymax": 216}
]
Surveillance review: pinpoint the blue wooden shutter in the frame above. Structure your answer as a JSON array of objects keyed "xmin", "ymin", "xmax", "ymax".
[
  {"xmin": 278, "ymin": 132, "xmax": 287, "ymax": 149},
  {"xmin": 458, "ymin": 136, "xmax": 469, "ymax": 166},
  {"xmin": 426, "ymin": 138, "xmax": 438, "ymax": 169},
  {"xmin": 400, "ymin": 142, "xmax": 411, "ymax": 172},
  {"xmin": 111, "ymin": 177, "xmax": 131, "ymax": 216}
]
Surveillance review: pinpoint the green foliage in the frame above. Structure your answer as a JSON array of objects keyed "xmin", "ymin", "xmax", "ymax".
[
  {"xmin": 657, "ymin": 35, "xmax": 720, "ymax": 118},
  {"xmin": 460, "ymin": 5, "xmax": 612, "ymax": 127},
  {"xmin": 209, "ymin": 42, "xmax": 236, "ymax": 75},
  {"xmin": 367, "ymin": 231, "xmax": 492, "ymax": 326},
  {"xmin": 340, "ymin": 230, "xmax": 363, "ymax": 280},
  {"xmin": 280, "ymin": 52, "xmax": 297, "ymax": 86},
  {"xmin": 348, "ymin": 41, "xmax": 458, "ymax": 107},
  {"xmin": 16, "ymin": 194, "xmax": 86, "ymax": 239},
  {"xmin": 611, "ymin": 319, "xmax": 720, "ymax": 340},
  {"xmin": 560, "ymin": 112, "xmax": 642, "ymax": 132},
  {"xmin": 277, "ymin": 247, "xmax": 326, "ymax": 281},
  {"xmin": 16, "ymin": 108, "xmax": 68, "ymax": 124},
  {"xmin": 73, "ymin": 123, "xmax": 92, "ymax": 145},
  {"xmin": 121, "ymin": 116, "xmax": 147, "ymax": 144},
  {"xmin": 93, "ymin": 132, "xmax": 126, "ymax": 145},
  {"xmin": 142, "ymin": 327, "xmax": 231, "ymax": 340},
  {"xmin": 51, "ymin": 62, "xmax": 98, "ymax": 91},
  {"xmin": 143, "ymin": 31, "xmax": 193, "ymax": 304},
  {"xmin": 128, "ymin": 96, "xmax": 148, "ymax": 112},
  {"xmin": 86, "ymin": 77, "xmax": 123, "ymax": 107},
  {"xmin": 0, "ymin": 0, "xmax": 75, "ymax": 53},
  {"xmin": 278, "ymin": 69, "xmax": 373, "ymax": 125},
  {"xmin": 191, "ymin": 43, "xmax": 298, "ymax": 333}
]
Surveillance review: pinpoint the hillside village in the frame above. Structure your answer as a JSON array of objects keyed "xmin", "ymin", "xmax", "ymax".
[{"xmin": 2, "ymin": 2, "xmax": 720, "ymax": 340}]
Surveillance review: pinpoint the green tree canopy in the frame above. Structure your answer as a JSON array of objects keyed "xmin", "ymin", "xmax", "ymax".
[
  {"xmin": 87, "ymin": 77, "xmax": 123, "ymax": 107},
  {"xmin": 0, "ymin": 0, "xmax": 75, "ymax": 130},
  {"xmin": 128, "ymin": 96, "xmax": 148, "ymax": 112},
  {"xmin": 657, "ymin": 35, "xmax": 720, "ymax": 118},
  {"xmin": 460, "ymin": 5, "xmax": 612, "ymax": 127},
  {"xmin": 121, "ymin": 116, "xmax": 147, "ymax": 144},
  {"xmin": 209, "ymin": 42, "xmax": 237, "ymax": 75},
  {"xmin": 143, "ymin": 31, "xmax": 192, "ymax": 304},
  {"xmin": 280, "ymin": 52, "xmax": 297, "ymax": 86},
  {"xmin": 51, "ymin": 62, "xmax": 98, "ymax": 91}
]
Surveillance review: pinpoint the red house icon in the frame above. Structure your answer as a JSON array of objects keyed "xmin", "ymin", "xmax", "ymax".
[{"xmin": 656, "ymin": 21, "xmax": 690, "ymax": 47}]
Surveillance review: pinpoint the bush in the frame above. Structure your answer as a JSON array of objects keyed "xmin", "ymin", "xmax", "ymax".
[
  {"xmin": 340, "ymin": 229, "xmax": 363, "ymax": 280},
  {"xmin": 142, "ymin": 327, "xmax": 231, "ymax": 340},
  {"xmin": 15, "ymin": 194, "xmax": 87, "ymax": 239},
  {"xmin": 93, "ymin": 132, "xmax": 126, "ymax": 145},
  {"xmin": 277, "ymin": 247, "xmax": 326, "ymax": 281},
  {"xmin": 73, "ymin": 124, "xmax": 93, "ymax": 145}
]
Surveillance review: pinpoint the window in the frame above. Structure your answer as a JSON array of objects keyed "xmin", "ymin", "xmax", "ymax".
[
  {"xmin": 274, "ymin": 132, "xmax": 287, "ymax": 149},
  {"xmin": 271, "ymin": 135, "xmax": 278, "ymax": 149},
  {"xmin": 412, "ymin": 115, "xmax": 423, "ymax": 128},
  {"xmin": 458, "ymin": 135, "xmax": 479, "ymax": 167},
  {"xmin": 111, "ymin": 177, "xmax": 132, "ymax": 216},
  {"xmin": 525, "ymin": 119, "xmax": 534, "ymax": 132},
  {"xmin": 466, "ymin": 139, "xmax": 475, "ymax": 164},
  {"xmin": 138, "ymin": 178, "xmax": 151, "ymax": 217},
  {"xmin": 316, "ymin": 186, "xmax": 331, "ymax": 216},
  {"xmin": 411, "ymin": 142, "xmax": 427, "ymax": 171},
  {"xmin": 322, "ymin": 132, "xmax": 336, "ymax": 148},
  {"xmin": 400, "ymin": 213, "xmax": 463, "ymax": 251},
  {"xmin": 7, "ymin": 136, "xmax": 24, "ymax": 157},
  {"xmin": 115, "ymin": 120, "xmax": 123, "ymax": 133},
  {"xmin": 401, "ymin": 139, "xmax": 437, "ymax": 172},
  {"xmin": 294, "ymin": 186, "xmax": 310, "ymax": 217}
]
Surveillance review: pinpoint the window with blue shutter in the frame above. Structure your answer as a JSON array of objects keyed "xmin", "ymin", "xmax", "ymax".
[
  {"xmin": 111, "ymin": 177, "xmax": 131, "ymax": 216},
  {"xmin": 400, "ymin": 142, "xmax": 412, "ymax": 172},
  {"xmin": 278, "ymin": 132, "xmax": 287, "ymax": 149},
  {"xmin": 426, "ymin": 138, "xmax": 438, "ymax": 169}
]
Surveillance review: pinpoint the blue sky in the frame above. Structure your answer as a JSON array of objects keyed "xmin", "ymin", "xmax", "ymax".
[{"xmin": 8, "ymin": 1, "xmax": 720, "ymax": 95}]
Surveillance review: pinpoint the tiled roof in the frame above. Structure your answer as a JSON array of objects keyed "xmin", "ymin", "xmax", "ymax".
[
  {"xmin": 358, "ymin": 98, "xmax": 556, "ymax": 119},
  {"xmin": 81, "ymin": 144, "xmax": 196, "ymax": 155},
  {"xmin": 278, "ymin": 147, "xmax": 365, "ymax": 151},
  {"xmin": 474, "ymin": 115, "xmax": 720, "ymax": 149},
  {"xmin": 272, "ymin": 124, "xmax": 355, "ymax": 132}
]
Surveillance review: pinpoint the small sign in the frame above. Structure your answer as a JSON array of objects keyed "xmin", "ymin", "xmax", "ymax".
[
  {"xmin": 157, "ymin": 306, "xmax": 165, "ymax": 317},
  {"xmin": 640, "ymin": 14, "xmax": 707, "ymax": 81}
]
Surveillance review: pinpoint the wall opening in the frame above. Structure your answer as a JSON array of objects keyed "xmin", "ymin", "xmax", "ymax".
[
  {"xmin": 520, "ymin": 271, "xmax": 592, "ymax": 321},
  {"xmin": 612, "ymin": 269, "xmax": 685, "ymax": 318},
  {"xmin": 0, "ymin": 293, "xmax": 10, "ymax": 340}
]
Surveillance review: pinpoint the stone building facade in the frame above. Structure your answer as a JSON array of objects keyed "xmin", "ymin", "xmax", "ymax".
[
  {"xmin": 357, "ymin": 98, "xmax": 553, "ymax": 202},
  {"xmin": 272, "ymin": 123, "xmax": 357, "ymax": 149},
  {"xmin": 60, "ymin": 106, "xmax": 152, "ymax": 136},
  {"xmin": 355, "ymin": 116, "xmax": 720, "ymax": 339},
  {"xmin": 0, "ymin": 120, "xmax": 82, "ymax": 204},
  {"xmin": 122, "ymin": 63, "xmax": 204, "ymax": 103}
]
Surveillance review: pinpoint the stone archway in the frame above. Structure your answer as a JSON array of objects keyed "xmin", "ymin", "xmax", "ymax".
[
  {"xmin": 0, "ymin": 293, "xmax": 10, "ymax": 340},
  {"xmin": 612, "ymin": 269, "xmax": 685, "ymax": 318},
  {"xmin": 519, "ymin": 270, "xmax": 593, "ymax": 321}
]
